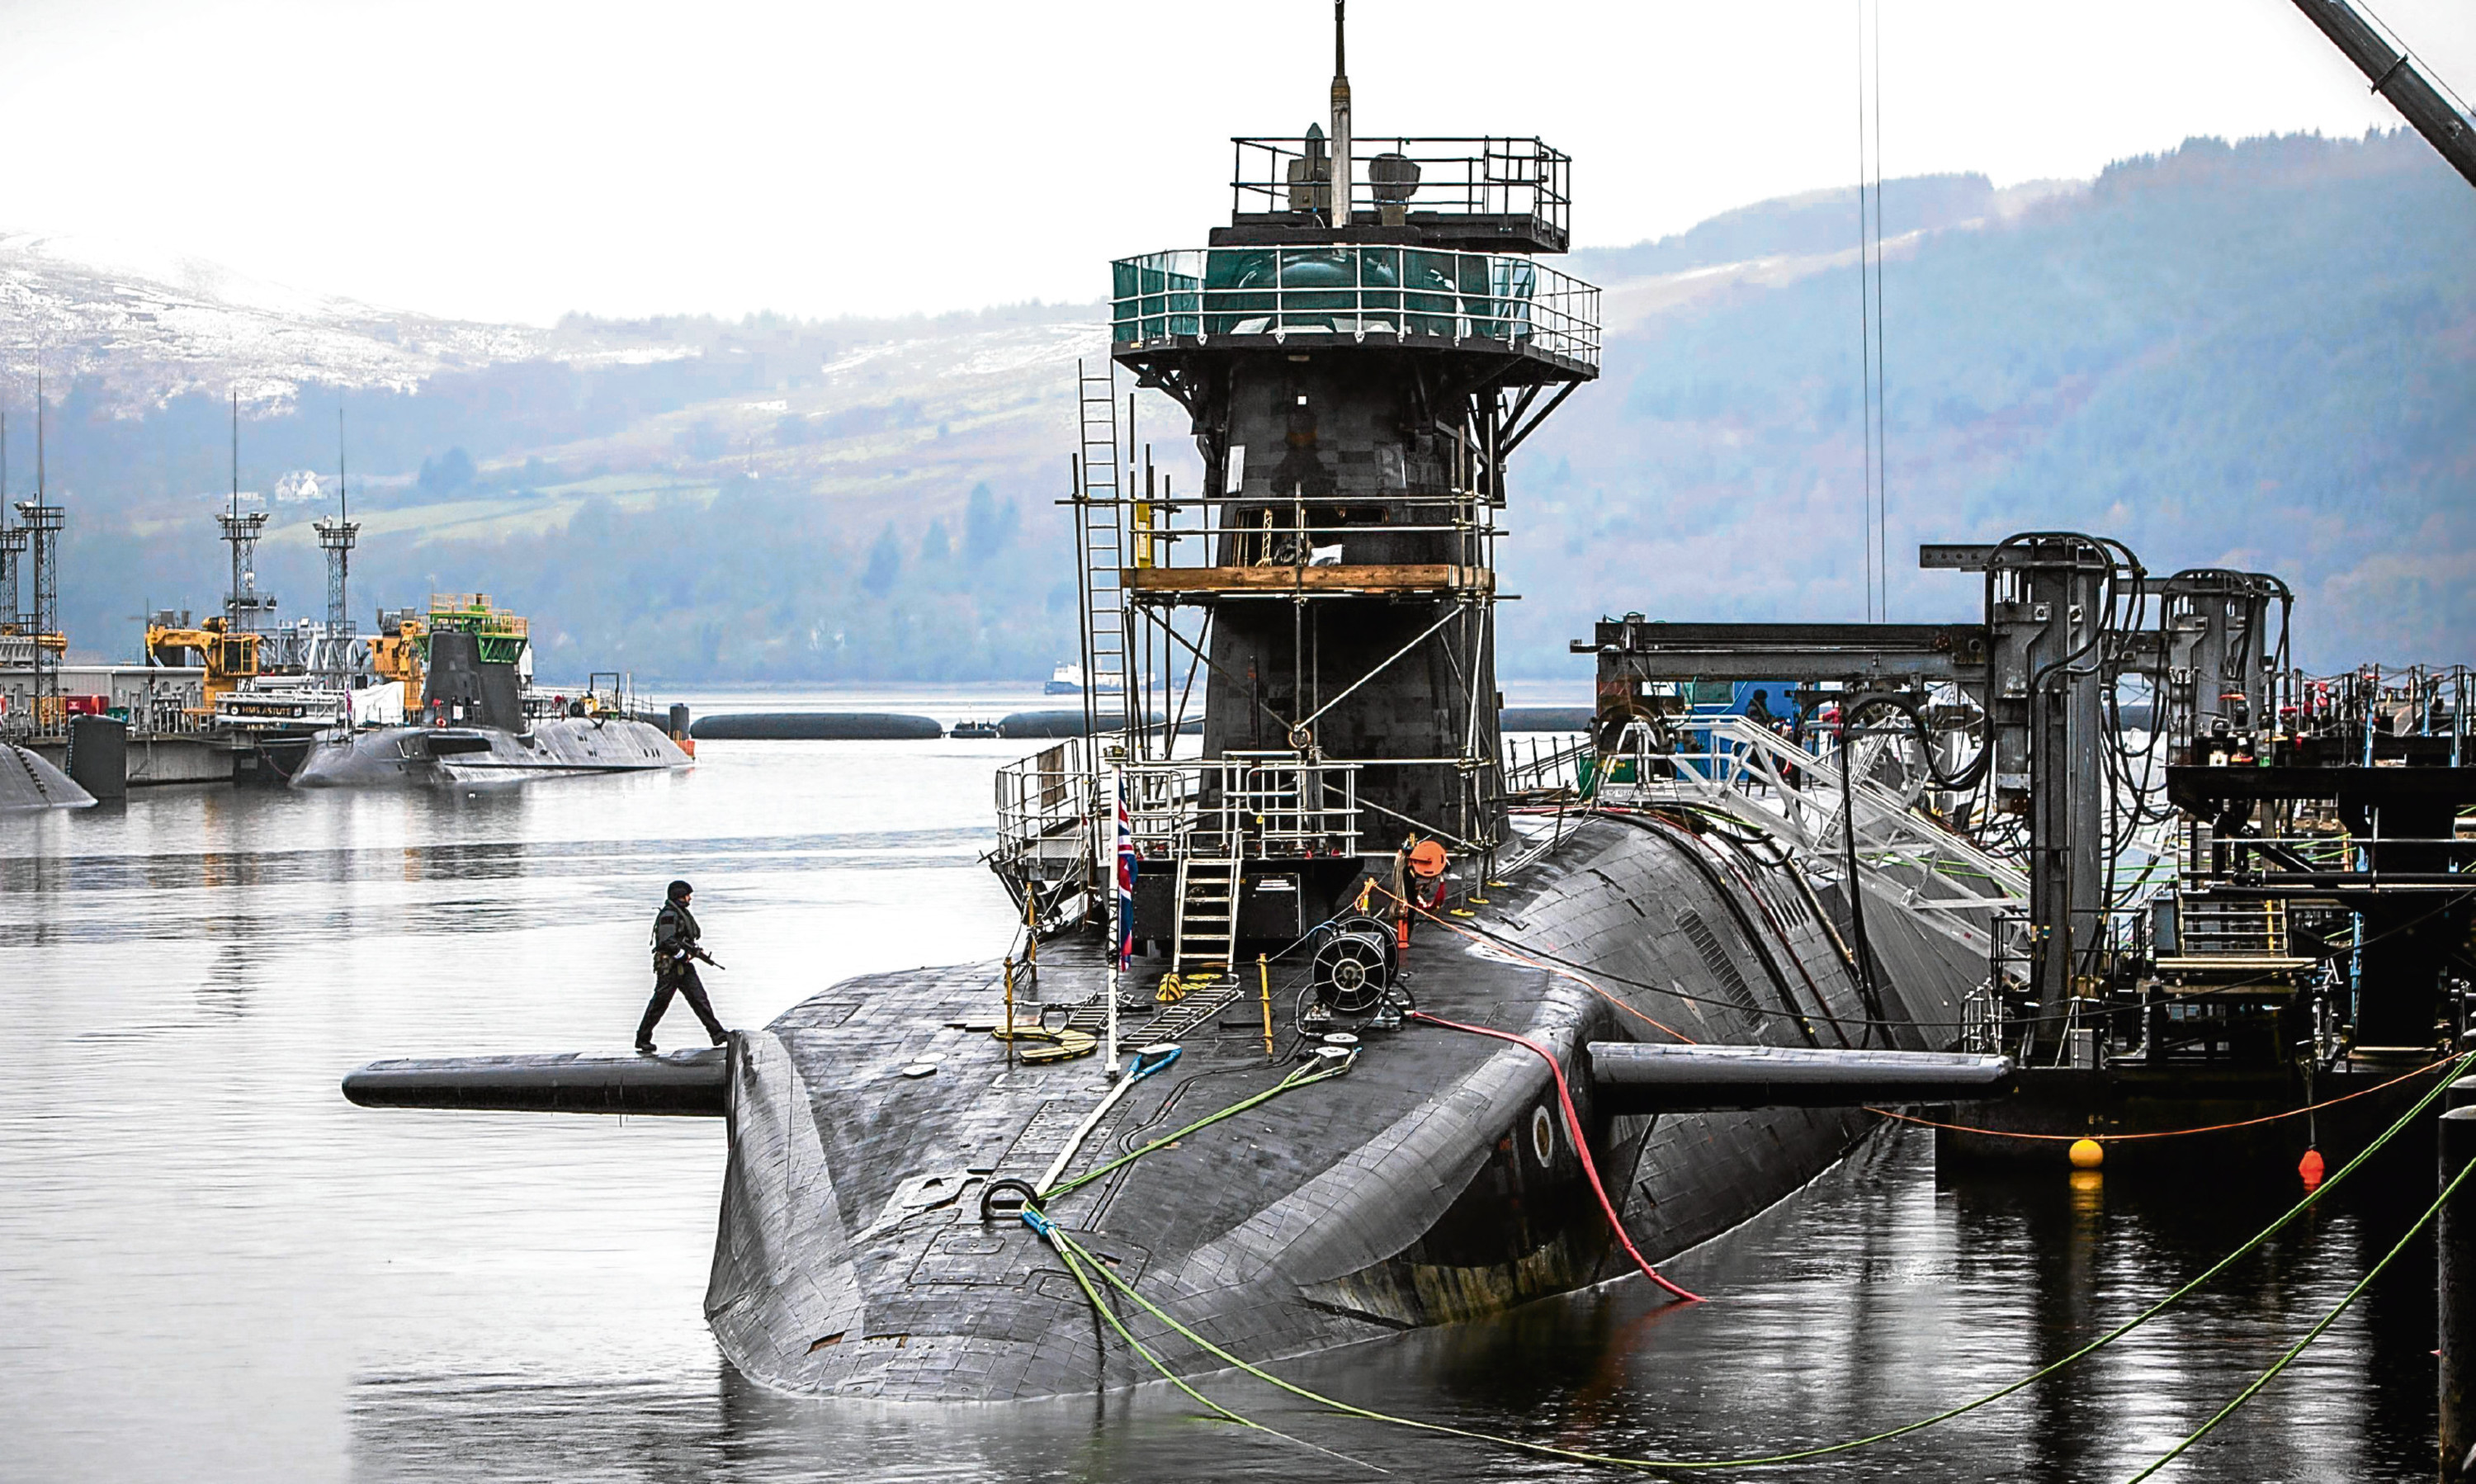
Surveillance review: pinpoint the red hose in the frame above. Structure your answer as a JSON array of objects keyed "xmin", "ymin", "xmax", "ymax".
[{"xmin": 1410, "ymin": 1011, "xmax": 1703, "ymax": 1303}]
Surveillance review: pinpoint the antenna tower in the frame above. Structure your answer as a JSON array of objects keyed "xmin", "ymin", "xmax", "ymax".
[
  {"xmin": 314, "ymin": 404, "xmax": 360, "ymax": 678},
  {"xmin": 220, "ymin": 392, "xmax": 274, "ymax": 636},
  {"xmin": 16, "ymin": 376, "xmax": 67, "ymax": 726},
  {"xmin": 0, "ymin": 411, "xmax": 21, "ymax": 634}
]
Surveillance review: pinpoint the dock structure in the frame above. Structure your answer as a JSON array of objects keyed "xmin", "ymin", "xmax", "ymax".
[{"xmin": 1578, "ymin": 541, "xmax": 2473, "ymax": 1172}]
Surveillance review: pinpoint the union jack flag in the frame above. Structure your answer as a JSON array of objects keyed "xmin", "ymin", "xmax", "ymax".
[{"xmin": 1113, "ymin": 775, "xmax": 1137, "ymax": 970}]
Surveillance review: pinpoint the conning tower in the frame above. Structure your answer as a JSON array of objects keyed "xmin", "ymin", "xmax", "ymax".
[{"xmin": 1094, "ymin": 3, "xmax": 1598, "ymax": 934}]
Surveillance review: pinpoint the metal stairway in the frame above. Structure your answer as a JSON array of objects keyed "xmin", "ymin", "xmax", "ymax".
[{"xmin": 1170, "ymin": 856, "xmax": 1241, "ymax": 986}]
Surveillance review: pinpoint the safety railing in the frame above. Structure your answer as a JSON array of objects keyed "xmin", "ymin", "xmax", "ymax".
[
  {"xmin": 987, "ymin": 738, "xmax": 1365, "ymax": 929},
  {"xmin": 1125, "ymin": 753, "xmax": 1363, "ymax": 861},
  {"xmin": 427, "ymin": 593, "xmax": 529, "ymax": 636},
  {"xmin": 1501, "ymin": 731, "xmax": 1593, "ymax": 796},
  {"xmin": 1112, "ymin": 246, "xmax": 1599, "ymax": 370},
  {"xmin": 1113, "ymin": 486, "xmax": 1500, "ymax": 577},
  {"xmin": 995, "ymin": 738, "xmax": 1099, "ymax": 858},
  {"xmin": 2171, "ymin": 896, "xmax": 2294, "ymax": 959},
  {"xmin": 1610, "ymin": 714, "xmax": 2029, "ymax": 958},
  {"xmin": 2184, "ymin": 828, "xmax": 2471, "ymax": 879},
  {"xmin": 3, "ymin": 682, "xmax": 220, "ymax": 739},
  {"xmin": 1230, "ymin": 136, "xmax": 1571, "ymax": 248}
]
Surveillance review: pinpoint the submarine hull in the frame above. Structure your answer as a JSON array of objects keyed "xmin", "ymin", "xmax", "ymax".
[
  {"xmin": 291, "ymin": 716, "xmax": 688, "ymax": 787},
  {"xmin": 703, "ymin": 814, "xmax": 1982, "ymax": 1401}
]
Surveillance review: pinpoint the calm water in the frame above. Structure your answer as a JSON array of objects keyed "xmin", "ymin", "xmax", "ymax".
[{"xmin": 0, "ymin": 710, "xmax": 2441, "ymax": 1482}]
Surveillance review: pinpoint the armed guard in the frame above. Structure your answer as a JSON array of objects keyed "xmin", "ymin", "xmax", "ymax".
[{"xmin": 636, "ymin": 879, "xmax": 729, "ymax": 1053}]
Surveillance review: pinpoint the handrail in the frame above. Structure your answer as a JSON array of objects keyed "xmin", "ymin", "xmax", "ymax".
[
  {"xmin": 991, "ymin": 738, "xmax": 1363, "ymax": 889},
  {"xmin": 1228, "ymin": 135, "xmax": 1571, "ymax": 243},
  {"xmin": 1124, "ymin": 754, "xmax": 1363, "ymax": 860}
]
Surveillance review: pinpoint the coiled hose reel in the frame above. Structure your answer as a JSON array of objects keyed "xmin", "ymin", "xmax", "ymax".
[{"xmin": 1310, "ymin": 915, "xmax": 1396, "ymax": 1016}]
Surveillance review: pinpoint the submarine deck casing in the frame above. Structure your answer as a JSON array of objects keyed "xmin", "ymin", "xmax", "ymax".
[{"xmin": 702, "ymin": 812, "xmax": 1982, "ymax": 1401}]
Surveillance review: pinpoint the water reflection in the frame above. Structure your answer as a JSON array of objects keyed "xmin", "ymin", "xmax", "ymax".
[{"xmin": 333, "ymin": 1131, "xmax": 2444, "ymax": 1484}]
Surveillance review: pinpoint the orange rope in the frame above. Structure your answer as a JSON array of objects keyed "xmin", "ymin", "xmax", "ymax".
[
  {"xmin": 1869, "ymin": 1055, "xmax": 2455, "ymax": 1142},
  {"xmin": 1374, "ymin": 882, "xmax": 1697, "ymax": 1044}
]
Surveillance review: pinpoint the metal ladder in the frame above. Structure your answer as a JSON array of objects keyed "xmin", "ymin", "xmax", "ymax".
[
  {"xmin": 1074, "ymin": 362, "xmax": 1128, "ymax": 742},
  {"xmin": 1171, "ymin": 857, "xmax": 1241, "ymax": 985}
]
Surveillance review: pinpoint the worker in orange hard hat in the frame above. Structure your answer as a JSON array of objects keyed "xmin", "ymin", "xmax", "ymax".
[
  {"xmin": 1408, "ymin": 839, "xmax": 1450, "ymax": 908},
  {"xmin": 1385, "ymin": 835, "xmax": 1452, "ymax": 951}
]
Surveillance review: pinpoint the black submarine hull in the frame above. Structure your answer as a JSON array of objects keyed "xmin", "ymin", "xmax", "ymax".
[{"xmin": 697, "ymin": 813, "xmax": 1984, "ymax": 1401}]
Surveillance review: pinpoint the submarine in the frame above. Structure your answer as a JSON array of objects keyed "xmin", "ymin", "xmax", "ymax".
[
  {"xmin": 343, "ymin": 21, "xmax": 2011, "ymax": 1402},
  {"xmin": 293, "ymin": 593, "xmax": 688, "ymax": 787}
]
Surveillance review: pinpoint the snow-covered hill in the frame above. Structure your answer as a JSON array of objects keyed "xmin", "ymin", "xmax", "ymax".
[{"xmin": 0, "ymin": 231, "xmax": 555, "ymax": 411}]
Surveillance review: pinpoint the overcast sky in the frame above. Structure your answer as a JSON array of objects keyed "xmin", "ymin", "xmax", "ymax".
[{"xmin": 3, "ymin": 0, "xmax": 2470, "ymax": 325}]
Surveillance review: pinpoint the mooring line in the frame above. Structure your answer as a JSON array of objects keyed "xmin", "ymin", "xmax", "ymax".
[
  {"xmin": 1019, "ymin": 1050, "xmax": 2473, "ymax": 1473},
  {"xmin": 1041, "ymin": 1055, "xmax": 1353, "ymax": 1203},
  {"xmin": 1025, "ymin": 1208, "xmax": 1386, "ymax": 1475},
  {"xmin": 2124, "ymin": 1155, "xmax": 2476, "ymax": 1482}
]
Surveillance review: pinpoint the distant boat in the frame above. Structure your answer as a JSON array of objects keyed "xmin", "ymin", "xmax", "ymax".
[{"xmin": 1042, "ymin": 662, "xmax": 1123, "ymax": 697}]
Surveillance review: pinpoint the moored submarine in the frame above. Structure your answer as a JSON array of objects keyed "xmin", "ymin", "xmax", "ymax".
[
  {"xmin": 343, "ymin": 26, "xmax": 2010, "ymax": 1401},
  {"xmin": 294, "ymin": 595, "xmax": 688, "ymax": 787}
]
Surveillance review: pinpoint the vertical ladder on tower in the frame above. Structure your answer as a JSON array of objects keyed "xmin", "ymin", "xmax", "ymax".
[
  {"xmin": 1171, "ymin": 856, "xmax": 1241, "ymax": 986},
  {"xmin": 1074, "ymin": 362, "xmax": 1130, "ymax": 744}
]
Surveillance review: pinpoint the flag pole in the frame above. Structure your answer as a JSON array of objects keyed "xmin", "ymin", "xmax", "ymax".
[{"xmin": 1105, "ymin": 757, "xmax": 1123, "ymax": 1077}]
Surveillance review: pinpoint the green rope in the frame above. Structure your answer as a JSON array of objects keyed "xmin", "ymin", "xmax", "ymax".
[
  {"xmin": 1042, "ymin": 1056, "xmax": 1351, "ymax": 1201},
  {"xmin": 1026, "ymin": 1208, "xmax": 1382, "ymax": 1474},
  {"xmin": 1031, "ymin": 1049, "xmax": 2471, "ymax": 1473},
  {"xmin": 2126, "ymin": 1154, "xmax": 2476, "ymax": 1481}
]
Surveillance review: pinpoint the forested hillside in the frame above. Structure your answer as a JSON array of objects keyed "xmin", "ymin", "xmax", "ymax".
[
  {"xmin": 7, "ymin": 128, "xmax": 2467, "ymax": 681},
  {"xmin": 1512, "ymin": 129, "xmax": 2474, "ymax": 670}
]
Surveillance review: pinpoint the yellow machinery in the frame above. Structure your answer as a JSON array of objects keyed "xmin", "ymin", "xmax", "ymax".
[
  {"xmin": 369, "ymin": 613, "xmax": 427, "ymax": 712},
  {"xmin": 144, "ymin": 617, "xmax": 260, "ymax": 707},
  {"xmin": 424, "ymin": 593, "xmax": 527, "ymax": 664},
  {"xmin": 1, "ymin": 630, "xmax": 72, "ymax": 726}
]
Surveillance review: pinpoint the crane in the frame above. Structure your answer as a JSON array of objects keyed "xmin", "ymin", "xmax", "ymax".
[{"xmin": 2289, "ymin": 0, "xmax": 2476, "ymax": 190}]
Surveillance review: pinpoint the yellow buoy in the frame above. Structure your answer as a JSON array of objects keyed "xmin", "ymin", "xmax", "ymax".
[{"xmin": 2068, "ymin": 1137, "xmax": 2105, "ymax": 1170}]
